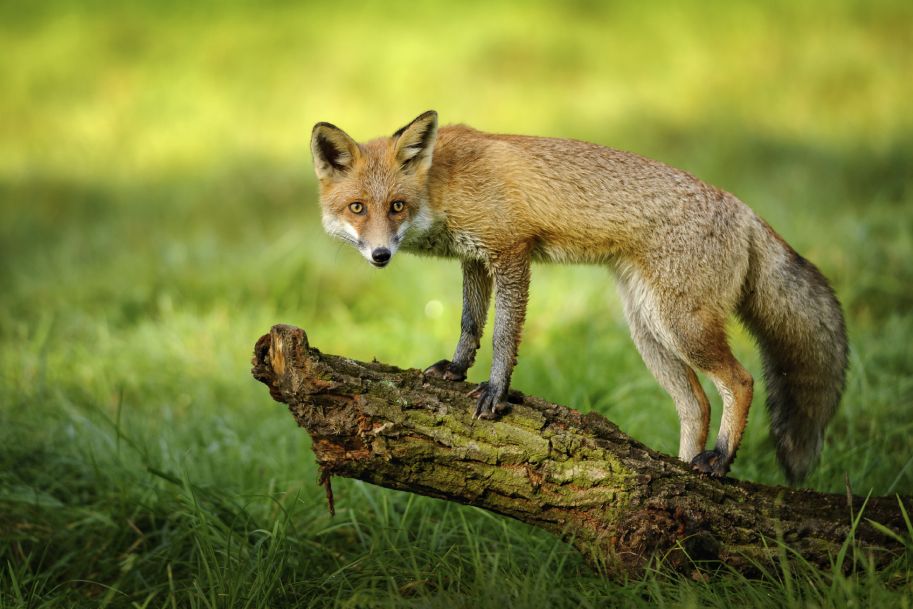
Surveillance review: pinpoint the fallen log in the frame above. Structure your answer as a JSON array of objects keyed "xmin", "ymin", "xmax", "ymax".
[{"xmin": 251, "ymin": 324, "xmax": 910, "ymax": 578}]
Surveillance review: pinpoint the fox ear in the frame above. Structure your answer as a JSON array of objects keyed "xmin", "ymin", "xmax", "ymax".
[
  {"xmin": 392, "ymin": 110, "xmax": 438, "ymax": 173},
  {"xmin": 311, "ymin": 122, "xmax": 360, "ymax": 180}
]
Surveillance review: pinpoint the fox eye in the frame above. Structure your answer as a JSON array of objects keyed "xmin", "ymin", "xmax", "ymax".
[
  {"xmin": 348, "ymin": 202, "xmax": 365, "ymax": 214},
  {"xmin": 390, "ymin": 200, "xmax": 405, "ymax": 213}
]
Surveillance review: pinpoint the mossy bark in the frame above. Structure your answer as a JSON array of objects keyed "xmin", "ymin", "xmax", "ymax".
[{"xmin": 251, "ymin": 324, "xmax": 910, "ymax": 578}]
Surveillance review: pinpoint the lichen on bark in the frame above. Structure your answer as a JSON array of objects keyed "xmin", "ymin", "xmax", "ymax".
[{"xmin": 252, "ymin": 323, "xmax": 911, "ymax": 579}]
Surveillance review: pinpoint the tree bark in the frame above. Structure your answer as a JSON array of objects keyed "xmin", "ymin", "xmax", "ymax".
[{"xmin": 251, "ymin": 324, "xmax": 910, "ymax": 579}]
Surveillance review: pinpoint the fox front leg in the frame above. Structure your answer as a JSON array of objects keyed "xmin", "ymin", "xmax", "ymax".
[
  {"xmin": 424, "ymin": 258, "xmax": 493, "ymax": 381},
  {"xmin": 473, "ymin": 251, "xmax": 530, "ymax": 419}
]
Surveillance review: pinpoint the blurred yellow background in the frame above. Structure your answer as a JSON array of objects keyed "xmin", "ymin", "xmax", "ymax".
[{"xmin": 3, "ymin": 1, "xmax": 910, "ymax": 181}]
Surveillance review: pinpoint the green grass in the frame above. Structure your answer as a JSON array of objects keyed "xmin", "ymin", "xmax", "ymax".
[{"xmin": 2, "ymin": 0, "xmax": 913, "ymax": 606}]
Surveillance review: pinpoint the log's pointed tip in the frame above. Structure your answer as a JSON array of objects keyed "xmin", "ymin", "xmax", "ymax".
[
  {"xmin": 252, "ymin": 324, "xmax": 311, "ymax": 391},
  {"xmin": 269, "ymin": 323, "xmax": 310, "ymax": 350},
  {"xmin": 262, "ymin": 325, "xmax": 310, "ymax": 379}
]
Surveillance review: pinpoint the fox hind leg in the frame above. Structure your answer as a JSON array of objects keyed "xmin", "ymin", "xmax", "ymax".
[
  {"xmin": 664, "ymin": 313, "xmax": 754, "ymax": 476},
  {"xmin": 619, "ymin": 272, "xmax": 753, "ymax": 476},
  {"xmin": 618, "ymin": 281, "xmax": 712, "ymax": 462},
  {"xmin": 692, "ymin": 354, "xmax": 754, "ymax": 476}
]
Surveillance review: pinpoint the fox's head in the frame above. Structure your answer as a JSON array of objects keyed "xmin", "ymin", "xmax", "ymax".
[{"xmin": 310, "ymin": 110, "xmax": 438, "ymax": 268}]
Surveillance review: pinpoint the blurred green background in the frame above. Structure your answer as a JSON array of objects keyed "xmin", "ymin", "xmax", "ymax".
[{"xmin": 2, "ymin": 0, "xmax": 912, "ymax": 606}]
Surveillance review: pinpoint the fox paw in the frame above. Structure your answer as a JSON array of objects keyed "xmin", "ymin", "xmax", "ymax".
[
  {"xmin": 423, "ymin": 359, "xmax": 467, "ymax": 382},
  {"xmin": 468, "ymin": 382, "xmax": 509, "ymax": 420},
  {"xmin": 690, "ymin": 450, "xmax": 731, "ymax": 477}
]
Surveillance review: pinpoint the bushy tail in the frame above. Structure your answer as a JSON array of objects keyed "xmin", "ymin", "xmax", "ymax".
[{"xmin": 738, "ymin": 219, "xmax": 848, "ymax": 484}]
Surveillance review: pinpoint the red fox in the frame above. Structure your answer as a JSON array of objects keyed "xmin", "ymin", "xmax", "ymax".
[{"xmin": 310, "ymin": 110, "xmax": 848, "ymax": 483}]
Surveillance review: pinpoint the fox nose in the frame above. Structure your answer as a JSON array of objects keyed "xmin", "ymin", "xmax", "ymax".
[{"xmin": 371, "ymin": 248, "xmax": 391, "ymax": 266}]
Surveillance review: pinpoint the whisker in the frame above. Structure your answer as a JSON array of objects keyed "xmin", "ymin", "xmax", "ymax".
[{"xmin": 329, "ymin": 231, "xmax": 359, "ymax": 247}]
